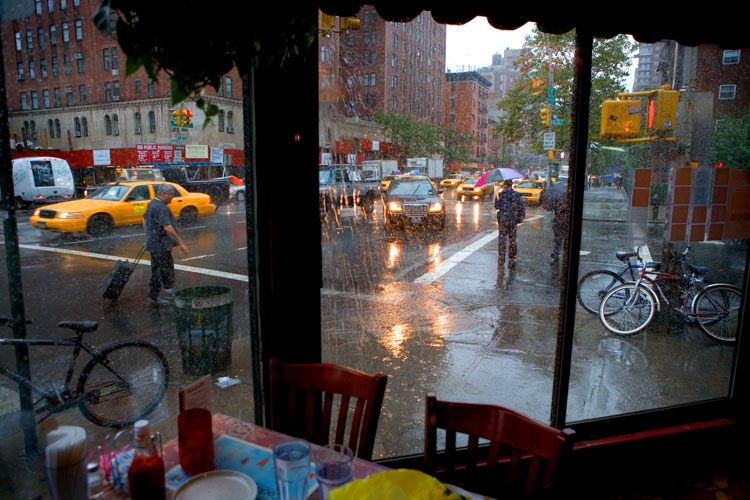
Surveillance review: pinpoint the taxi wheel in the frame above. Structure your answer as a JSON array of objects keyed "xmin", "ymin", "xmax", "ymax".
[
  {"xmin": 180, "ymin": 206, "xmax": 198, "ymax": 226},
  {"xmin": 87, "ymin": 214, "xmax": 113, "ymax": 237}
]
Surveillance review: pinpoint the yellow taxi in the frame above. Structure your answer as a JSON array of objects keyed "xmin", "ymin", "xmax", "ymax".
[
  {"xmin": 439, "ymin": 172, "xmax": 470, "ymax": 189},
  {"xmin": 513, "ymin": 179, "xmax": 546, "ymax": 205},
  {"xmin": 30, "ymin": 181, "xmax": 215, "ymax": 237},
  {"xmin": 381, "ymin": 173, "xmax": 402, "ymax": 191},
  {"xmin": 456, "ymin": 176, "xmax": 494, "ymax": 200}
]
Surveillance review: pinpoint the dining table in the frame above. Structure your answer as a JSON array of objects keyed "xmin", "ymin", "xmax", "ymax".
[{"xmin": 98, "ymin": 412, "xmax": 487, "ymax": 500}]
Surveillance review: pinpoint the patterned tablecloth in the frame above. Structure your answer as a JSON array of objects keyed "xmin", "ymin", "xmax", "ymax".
[{"xmin": 102, "ymin": 413, "xmax": 388, "ymax": 499}]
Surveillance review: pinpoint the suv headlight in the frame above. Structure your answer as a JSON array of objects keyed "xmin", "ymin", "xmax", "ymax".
[
  {"xmin": 388, "ymin": 201, "xmax": 403, "ymax": 212},
  {"xmin": 429, "ymin": 202, "xmax": 443, "ymax": 213}
]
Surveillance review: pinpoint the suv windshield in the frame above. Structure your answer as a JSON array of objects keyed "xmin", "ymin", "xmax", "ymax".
[{"xmin": 390, "ymin": 181, "xmax": 434, "ymax": 196}]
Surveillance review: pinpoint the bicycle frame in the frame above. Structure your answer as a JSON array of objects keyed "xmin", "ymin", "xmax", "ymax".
[{"xmin": 0, "ymin": 335, "xmax": 101, "ymax": 416}]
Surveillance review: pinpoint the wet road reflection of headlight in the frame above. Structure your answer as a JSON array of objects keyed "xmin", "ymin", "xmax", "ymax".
[{"xmin": 388, "ymin": 201, "xmax": 403, "ymax": 212}]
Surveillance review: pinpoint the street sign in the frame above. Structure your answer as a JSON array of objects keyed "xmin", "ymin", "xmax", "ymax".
[
  {"xmin": 551, "ymin": 119, "xmax": 564, "ymax": 126},
  {"xmin": 179, "ymin": 136, "xmax": 187, "ymax": 140},
  {"xmin": 170, "ymin": 139, "xmax": 178, "ymax": 144},
  {"xmin": 543, "ymin": 132, "xmax": 556, "ymax": 150},
  {"xmin": 548, "ymin": 87, "xmax": 556, "ymax": 106}
]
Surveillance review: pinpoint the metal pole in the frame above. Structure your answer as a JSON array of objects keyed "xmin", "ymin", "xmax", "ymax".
[{"xmin": 0, "ymin": 24, "xmax": 39, "ymax": 457}]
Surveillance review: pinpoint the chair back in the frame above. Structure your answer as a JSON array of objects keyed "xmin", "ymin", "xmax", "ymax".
[
  {"xmin": 424, "ymin": 393, "xmax": 575, "ymax": 498},
  {"xmin": 269, "ymin": 358, "xmax": 387, "ymax": 461}
]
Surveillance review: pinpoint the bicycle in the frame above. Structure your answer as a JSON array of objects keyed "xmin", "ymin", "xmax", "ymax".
[
  {"xmin": 577, "ymin": 250, "xmax": 659, "ymax": 315},
  {"xmin": 598, "ymin": 247, "xmax": 743, "ymax": 344},
  {"xmin": 0, "ymin": 317, "xmax": 169, "ymax": 427}
]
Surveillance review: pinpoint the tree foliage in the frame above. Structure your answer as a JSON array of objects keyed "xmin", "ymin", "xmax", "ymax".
[
  {"xmin": 94, "ymin": 2, "xmax": 316, "ymax": 123},
  {"xmin": 495, "ymin": 28, "xmax": 635, "ymax": 158},
  {"xmin": 709, "ymin": 109, "xmax": 750, "ymax": 169},
  {"xmin": 373, "ymin": 112, "xmax": 476, "ymax": 165}
]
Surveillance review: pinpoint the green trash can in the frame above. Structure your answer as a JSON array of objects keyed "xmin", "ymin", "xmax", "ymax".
[{"xmin": 174, "ymin": 286, "xmax": 233, "ymax": 376}]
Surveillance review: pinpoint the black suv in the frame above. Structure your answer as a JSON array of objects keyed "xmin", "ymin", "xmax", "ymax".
[{"xmin": 383, "ymin": 178, "xmax": 445, "ymax": 230}]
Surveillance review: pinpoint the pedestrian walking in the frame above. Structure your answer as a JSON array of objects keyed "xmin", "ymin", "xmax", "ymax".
[
  {"xmin": 540, "ymin": 179, "xmax": 568, "ymax": 266},
  {"xmin": 143, "ymin": 184, "xmax": 189, "ymax": 306},
  {"xmin": 494, "ymin": 179, "xmax": 525, "ymax": 272}
]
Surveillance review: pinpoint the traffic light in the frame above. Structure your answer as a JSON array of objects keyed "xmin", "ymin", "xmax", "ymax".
[
  {"xmin": 646, "ymin": 86, "xmax": 679, "ymax": 134},
  {"xmin": 172, "ymin": 109, "xmax": 182, "ymax": 127},
  {"xmin": 182, "ymin": 109, "xmax": 192, "ymax": 128},
  {"xmin": 339, "ymin": 17, "xmax": 360, "ymax": 32},
  {"xmin": 600, "ymin": 99, "xmax": 642, "ymax": 138},
  {"xmin": 540, "ymin": 107, "xmax": 550, "ymax": 126}
]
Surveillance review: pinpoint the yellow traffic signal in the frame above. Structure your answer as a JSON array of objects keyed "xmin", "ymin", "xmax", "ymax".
[
  {"xmin": 172, "ymin": 109, "xmax": 182, "ymax": 127},
  {"xmin": 600, "ymin": 100, "xmax": 642, "ymax": 138},
  {"xmin": 182, "ymin": 109, "xmax": 192, "ymax": 128},
  {"xmin": 647, "ymin": 87, "xmax": 679, "ymax": 134},
  {"xmin": 339, "ymin": 17, "xmax": 360, "ymax": 32},
  {"xmin": 540, "ymin": 107, "xmax": 550, "ymax": 126}
]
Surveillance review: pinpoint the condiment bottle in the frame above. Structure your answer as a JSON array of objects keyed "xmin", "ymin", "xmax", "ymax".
[{"xmin": 126, "ymin": 420, "xmax": 165, "ymax": 500}]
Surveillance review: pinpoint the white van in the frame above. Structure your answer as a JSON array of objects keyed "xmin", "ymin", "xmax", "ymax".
[{"xmin": 12, "ymin": 157, "xmax": 75, "ymax": 207}]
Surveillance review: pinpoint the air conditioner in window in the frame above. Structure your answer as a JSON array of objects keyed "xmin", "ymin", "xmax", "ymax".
[
  {"xmin": 112, "ymin": 130, "xmax": 119, "ymax": 136},
  {"xmin": 74, "ymin": 130, "xmax": 81, "ymax": 137},
  {"xmin": 113, "ymin": 95, "xmax": 120, "ymax": 101},
  {"xmin": 227, "ymin": 126, "xmax": 234, "ymax": 133},
  {"xmin": 134, "ymin": 127, "xmax": 141, "ymax": 134},
  {"xmin": 112, "ymin": 69, "xmax": 118, "ymax": 76}
]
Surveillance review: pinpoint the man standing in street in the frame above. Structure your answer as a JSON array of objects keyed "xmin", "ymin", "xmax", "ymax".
[
  {"xmin": 540, "ymin": 179, "xmax": 568, "ymax": 267},
  {"xmin": 144, "ymin": 184, "xmax": 189, "ymax": 306},
  {"xmin": 494, "ymin": 179, "xmax": 526, "ymax": 273}
]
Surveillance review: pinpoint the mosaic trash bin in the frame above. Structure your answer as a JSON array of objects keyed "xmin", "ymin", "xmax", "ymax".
[{"xmin": 174, "ymin": 286, "xmax": 233, "ymax": 375}]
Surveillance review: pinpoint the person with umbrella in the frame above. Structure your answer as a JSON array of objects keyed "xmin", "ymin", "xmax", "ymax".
[
  {"xmin": 494, "ymin": 179, "xmax": 526, "ymax": 273},
  {"xmin": 540, "ymin": 179, "xmax": 568, "ymax": 266}
]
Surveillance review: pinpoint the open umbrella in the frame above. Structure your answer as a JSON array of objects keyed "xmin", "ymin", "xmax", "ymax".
[{"xmin": 475, "ymin": 167, "xmax": 524, "ymax": 187}]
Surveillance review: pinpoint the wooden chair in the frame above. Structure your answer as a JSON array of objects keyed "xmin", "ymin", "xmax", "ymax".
[
  {"xmin": 268, "ymin": 358, "xmax": 388, "ymax": 461},
  {"xmin": 424, "ymin": 393, "xmax": 575, "ymax": 499}
]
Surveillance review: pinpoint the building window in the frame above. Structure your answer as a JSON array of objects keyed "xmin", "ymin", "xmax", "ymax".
[
  {"xmin": 218, "ymin": 110, "xmax": 225, "ymax": 132},
  {"xmin": 26, "ymin": 29, "xmax": 33, "ymax": 49},
  {"xmin": 20, "ymin": 92, "xmax": 27, "ymax": 110},
  {"xmin": 103, "ymin": 48, "xmax": 110, "ymax": 69},
  {"xmin": 65, "ymin": 86, "xmax": 73, "ymax": 105},
  {"xmin": 719, "ymin": 84, "xmax": 736, "ymax": 100},
  {"xmin": 49, "ymin": 25, "xmax": 57, "ymax": 45},
  {"xmin": 112, "ymin": 114, "xmax": 119, "ymax": 135},
  {"xmin": 43, "ymin": 89, "xmax": 50, "ymax": 108},
  {"xmin": 15, "ymin": 32, "xmax": 22, "ymax": 51},
  {"xmin": 60, "ymin": 0, "xmax": 66, "ymax": 9},
  {"xmin": 135, "ymin": 79, "xmax": 141, "ymax": 95},
  {"xmin": 17, "ymin": 62, "xmax": 24, "ymax": 80},
  {"xmin": 75, "ymin": 20, "xmax": 82, "ymax": 41},
  {"xmin": 105, "ymin": 82, "xmax": 112, "ymax": 102},
  {"xmin": 227, "ymin": 111, "xmax": 234, "ymax": 131},
  {"xmin": 134, "ymin": 112, "xmax": 142, "ymax": 133},
  {"xmin": 29, "ymin": 59, "xmax": 36, "ymax": 79},
  {"xmin": 113, "ymin": 81, "xmax": 120, "ymax": 101},
  {"xmin": 148, "ymin": 79, "xmax": 155, "ymax": 98},
  {"xmin": 723, "ymin": 50, "xmax": 740, "ymax": 65},
  {"xmin": 148, "ymin": 111, "xmax": 155, "ymax": 132},
  {"xmin": 38, "ymin": 27, "xmax": 45, "ymax": 49},
  {"xmin": 55, "ymin": 119, "xmax": 61, "ymax": 138},
  {"xmin": 104, "ymin": 115, "xmax": 112, "ymax": 135},
  {"xmin": 226, "ymin": 78, "xmax": 232, "ymax": 98},
  {"xmin": 47, "ymin": 0, "xmax": 53, "ymax": 12},
  {"xmin": 53, "ymin": 87, "xmax": 60, "ymax": 107},
  {"xmin": 64, "ymin": 52, "xmax": 71, "ymax": 74},
  {"xmin": 81, "ymin": 117, "xmax": 88, "ymax": 136},
  {"xmin": 48, "ymin": 119, "xmax": 54, "ymax": 137},
  {"xmin": 74, "ymin": 117, "xmax": 81, "ymax": 137},
  {"xmin": 111, "ymin": 47, "xmax": 119, "ymax": 69},
  {"xmin": 40, "ymin": 58, "xmax": 47, "ymax": 78},
  {"xmin": 35, "ymin": 0, "xmax": 42, "ymax": 15},
  {"xmin": 76, "ymin": 50, "xmax": 84, "ymax": 73},
  {"xmin": 31, "ymin": 90, "xmax": 39, "ymax": 109},
  {"xmin": 78, "ymin": 84, "xmax": 86, "ymax": 104},
  {"xmin": 62, "ymin": 22, "xmax": 69, "ymax": 43}
]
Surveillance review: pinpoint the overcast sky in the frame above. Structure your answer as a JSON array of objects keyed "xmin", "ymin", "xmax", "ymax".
[{"xmin": 445, "ymin": 18, "xmax": 535, "ymax": 72}]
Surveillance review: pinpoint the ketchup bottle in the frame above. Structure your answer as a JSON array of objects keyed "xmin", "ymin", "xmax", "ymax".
[{"xmin": 127, "ymin": 420, "xmax": 165, "ymax": 500}]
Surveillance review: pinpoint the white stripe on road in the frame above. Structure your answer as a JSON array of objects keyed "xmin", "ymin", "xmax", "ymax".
[
  {"xmin": 17, "ymin": 244, "xmax": 249, "ymax": 282},
  {"xmin": 414, "ymin": 214, "xmax": 544, "ymax": 284}
]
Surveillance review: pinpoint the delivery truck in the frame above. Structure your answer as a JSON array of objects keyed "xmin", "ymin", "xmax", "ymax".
[
  {"xmin": 12, "ymin": 156, "xmax": 75, "ymax": 208},
  {"xmin": 406, "ymin": 158, "xmax": 444, "ymax": 180}
]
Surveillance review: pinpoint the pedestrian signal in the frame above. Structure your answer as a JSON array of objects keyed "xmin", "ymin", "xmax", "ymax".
[
  {"xmin": 600, "ymin": 100, "xmax": 642, "ymax": 138},
  {"xmin": 646, "ymin": 86, "xmax": 679, "ymax": 134}
]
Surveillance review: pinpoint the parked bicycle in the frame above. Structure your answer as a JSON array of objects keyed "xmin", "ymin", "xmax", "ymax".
[
  {"xmin": 0, "ymin": 317, "xmax": 169, "ymax": 427},
  {"xmin": 577, "ymin": 250, "xmax": 659, "ymax": 315},
  {"xmin": 597, "ymin": 247, "xmax": 743, "ymax": 343}
]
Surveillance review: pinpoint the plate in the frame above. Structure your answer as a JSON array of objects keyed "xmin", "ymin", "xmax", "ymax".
[
  {"xmin": 444, "ymin": 483, "xmax": 483, "ymax": 499},
  {"xmin": 175, "ymin": 470, "xmax": 258, "ymax": 500}
]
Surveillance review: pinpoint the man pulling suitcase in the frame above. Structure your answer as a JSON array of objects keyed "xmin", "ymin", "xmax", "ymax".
[{"xmin": 143, "ymin": 184, "xmax": 189, "ymax": 306}]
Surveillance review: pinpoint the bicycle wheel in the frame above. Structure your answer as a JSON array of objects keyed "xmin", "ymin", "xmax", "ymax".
[
  {"xmin": 691, "ymin": 284, "xmax": 742, "ymax": 344},
  {"xmin": 77, "ymin": 341, "xmax": 169, "ymax": 427},
  {"xmin": 577, "ymin": 270, "xmax": 625, "ymax": 315},
  {"xmin": 599, "ymin": 283, "xmax": 656, "ymax": 336}
]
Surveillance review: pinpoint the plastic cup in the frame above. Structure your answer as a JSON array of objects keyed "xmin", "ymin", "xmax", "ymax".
[
  {"xmin": 274, "ymin": 440, "xmax": 311, "ymax": 500},
  {"xmin": 315, "ymin": 444, "xmax": 354, "ymax": 499},
  {"xmin": 178, "ymin": 408, "xmax": 215, "ymax": 475}
]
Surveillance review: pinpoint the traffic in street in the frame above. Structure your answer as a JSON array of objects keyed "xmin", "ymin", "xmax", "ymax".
[{"xmin": 0, "ymin": 183, "xmax": 742, "ymax": 458}]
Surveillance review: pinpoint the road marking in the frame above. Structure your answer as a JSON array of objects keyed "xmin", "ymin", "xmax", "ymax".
[
  {"xmin": 182, "ymin": 254, "xmax": 216, "ymax": 261},
  {"xmin": 17, "ymin": 243, "xmax": 248, "ymax": 282},
  {"xmin": 414, "ymin": 214, "xmax": 544, "ymax": 284}
]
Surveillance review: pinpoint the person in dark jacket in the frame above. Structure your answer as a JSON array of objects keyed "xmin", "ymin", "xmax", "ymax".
[
  {"xmin": 540, "ymin": 179, "xmax": 568, "ymax": 266},
  {"xmin": 494, "ymin": 179, "xmax": 526, "ymax": 272}
]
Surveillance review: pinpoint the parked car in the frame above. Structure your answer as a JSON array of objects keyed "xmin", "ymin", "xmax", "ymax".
[
  {"xmin": 439, "ymin": 172, "xmax": 470, "ymax": 189},
  {"xmin": 456, "ymin": 176, "xmax": 493, "ymax": 200},
  {"xmin": 216, "ymin": 175, "xmax": 246, "ymax": 202},
  {"xmin": 514, "ymin": 179, "xmax": 546, "ymax": 205},
  {"xmin": 30, "ymin": 181, "xmax": 215, "ymax": 237},
  {"xmin": 383, "ymin": 178, "xmax": 445, "ymax": 230}
]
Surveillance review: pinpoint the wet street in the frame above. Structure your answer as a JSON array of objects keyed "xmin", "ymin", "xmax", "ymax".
[{"xmin": 0, "ymin": 186, "xmax": 743, "ymax": 475}]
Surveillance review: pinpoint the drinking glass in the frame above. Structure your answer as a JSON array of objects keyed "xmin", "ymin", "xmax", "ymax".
[
  {"xmin": 178, "ymin": 408, "xmax": 215, "ymax": 475},
  {"xmin": 314, "ymin": 444, "xmax": 354, "ymax": 499},
  {"xmin": 274, "ymin": 439, "xmax": 311, "ymax": 500}
]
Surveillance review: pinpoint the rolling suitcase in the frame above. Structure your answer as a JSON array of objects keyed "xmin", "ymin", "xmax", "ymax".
[{"xmin": 102, "ymin": 246, "xmax": 145, "ymax": 302}]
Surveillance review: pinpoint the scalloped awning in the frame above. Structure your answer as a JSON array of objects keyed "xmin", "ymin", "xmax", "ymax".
[{"xmin": 318, "ymin": 2, "xmax": 748, "ymax": 49}]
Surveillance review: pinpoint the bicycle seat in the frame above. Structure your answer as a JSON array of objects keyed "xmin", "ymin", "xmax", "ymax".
[
  {"xmin": 616, "ymin": 251, "xmax": 638, "ymax": 262},
  {"xmin": 58, "ymin": 321, "xmax": 98, "ymax": 333},
  {"xmin": 687, "ymin": 263, "xmax": 709, "ymax": 276}
]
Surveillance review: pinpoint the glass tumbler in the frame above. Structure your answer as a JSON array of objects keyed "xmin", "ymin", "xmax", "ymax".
[
  {"xmin": 273, "ymin": 439, "xmax": 311, "ymax": 500},
  {"xmin": 315, "ymin": 444, "xmax": 354, "ymax": 499},
  {"xmin": 178, "ymin": 408, "xmax": 215, "ymax": 475}
]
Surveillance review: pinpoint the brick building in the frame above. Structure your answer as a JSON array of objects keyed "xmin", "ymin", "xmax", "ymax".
[
  {"xmin": 2, "ymin": 0, "xmax": 243, "ymax": 169},
  {"xmin": 694, "ymin": 47, "xmax": 750, "ymax": 122},
  {"xmin": 444, "ymin": 71, "xmax": 492, "ymax": 161}
]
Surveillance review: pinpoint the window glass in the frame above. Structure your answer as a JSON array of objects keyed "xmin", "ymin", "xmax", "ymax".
[
  {"xmin": 567, "ymin": 41, "xmax": 748, "ymax": 423},
  {"xmin": 30, "ymin": 160, "xmax": 55, "ymax": 186}
]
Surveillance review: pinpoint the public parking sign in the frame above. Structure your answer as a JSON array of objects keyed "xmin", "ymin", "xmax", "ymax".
[{"xmin": 543, "ymin": 132, "xmax": 556, "ymax": 150}]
